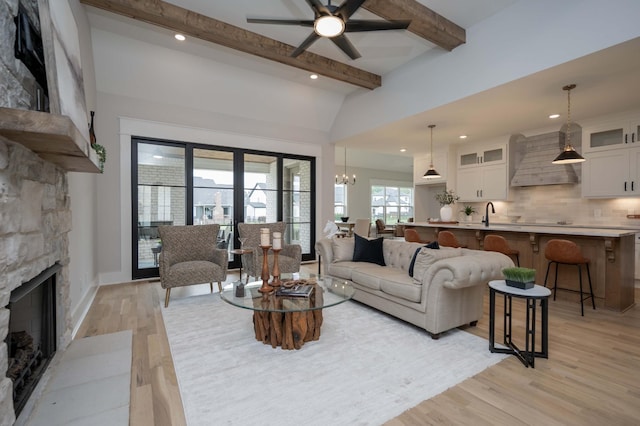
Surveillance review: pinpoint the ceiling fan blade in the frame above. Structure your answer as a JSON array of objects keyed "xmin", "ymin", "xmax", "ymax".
[
  {"xmin": 335, "ymin": 0, "xmax": 366, "ymax": 20},
  {"xmin": 331, "ymin": 34, "xmax": 361, "ymax": 60},
  {"xmin": 290, "ymin": 32, "xmax": 321, "ymax": 58},
  {"xmin": 344, "ymin": 20, "xmax": 411, "ymax": 32},
  {"xmin": 306, "ymin": 0, "xmax": 331, "ymax": 17},
  {"xmin": 247, "ymin": 18, "xmax": 315, "ymax": 27}
]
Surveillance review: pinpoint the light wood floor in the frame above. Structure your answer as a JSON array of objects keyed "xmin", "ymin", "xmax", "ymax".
[{"xmin": 75, "ymin": 266, "xmax": 640, "ymax": 425}]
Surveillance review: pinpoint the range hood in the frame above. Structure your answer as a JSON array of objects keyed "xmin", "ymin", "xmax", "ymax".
[{"xmin": 510, "ymin": 130, "xmax": 580, "ymax": 187}]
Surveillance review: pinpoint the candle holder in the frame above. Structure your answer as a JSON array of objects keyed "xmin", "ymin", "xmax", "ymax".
[
  {"xmin": 270, "ymin": 248, "xmax": 282, "ymax": 287},
  {"xmin": 258, "ymin": 245, "xmax": 273, "ymax": 293}
]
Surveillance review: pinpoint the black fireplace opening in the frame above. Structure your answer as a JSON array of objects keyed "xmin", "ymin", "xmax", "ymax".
[{"xmin": 6, "ymin": 263, "xmax": 60, "ymax": 418}]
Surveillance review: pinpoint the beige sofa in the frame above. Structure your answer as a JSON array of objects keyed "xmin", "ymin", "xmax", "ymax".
[{"xmin": 315, "ymin": 237, "xmax": 514, "ymax": 339}]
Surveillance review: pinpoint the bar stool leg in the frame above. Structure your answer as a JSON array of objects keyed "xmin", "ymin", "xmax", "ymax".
[
  {"xmin": 577, "ymin": 264, "xmax": 584, "ymax": 316},
  {"xmin": 515, "ymin": 254, "xmax": 520, "ymax": 267},
  {"xmin": 586, "ymin": 263, "xmax": 596, "ymax": 310},
  {"xmin": 553, "ymin": 262, "xmax": 559, "ymax": 301}
]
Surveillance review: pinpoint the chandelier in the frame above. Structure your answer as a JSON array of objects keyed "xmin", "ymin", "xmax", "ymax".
[
  {"xmin": 552, "ymin": 84, "xmax": 586, "ymax": 164},
  {"xmin": 423, "ymin": 124, "xmax": 441, "ymax": 179},
  {"xmin": 336, "ymin": 147, "xmax": 356, "ymax": 185}
]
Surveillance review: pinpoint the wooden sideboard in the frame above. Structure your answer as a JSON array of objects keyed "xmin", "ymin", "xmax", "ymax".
[{"xmin": 403, "ymin": 222, "xmax": 637, "ymax": 312}]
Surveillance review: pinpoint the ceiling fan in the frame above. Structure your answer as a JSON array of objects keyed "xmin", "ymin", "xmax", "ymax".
[{"xmin": 246, "ymin": 0, "xmax": 411, "ymax": 60}]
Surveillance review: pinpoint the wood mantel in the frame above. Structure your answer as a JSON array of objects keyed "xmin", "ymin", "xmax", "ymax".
[{"xmin": 0, "ymin": 108, "xmax": 100, "ymax": 173}]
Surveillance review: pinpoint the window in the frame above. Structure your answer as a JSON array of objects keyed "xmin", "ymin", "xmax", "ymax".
[
  {"xmin": 371, "ymin": 185, "xmax": 413, "ymax": 224},
  {"xmin": 334, "ymin": 184, "xmax": 347, "ymax": 220},
  {"xmin": 132, "ymin": 138, "xmax": 316, "ymax": 279}
]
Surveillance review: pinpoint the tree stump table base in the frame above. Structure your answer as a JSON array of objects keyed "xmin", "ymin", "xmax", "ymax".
[{"xmin": 252, "ymin": 287, "xmax": 324, "ymax": 350}]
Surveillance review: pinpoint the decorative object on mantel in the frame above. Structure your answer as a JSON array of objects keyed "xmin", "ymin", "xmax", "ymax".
[
  {"xmin": 88, "ymin": 111, "xmax": 106, "ymax": 173},
  {"xmin": 336, "ymin": 146, "xmax": 356, "ymax": 185},
  {"xmin": 461, "ymin": 205, "xmax": 476, "ymax": 222},
  {"xmin": 423, "ymin": 124, "xmax": 441, "ymax": 179},
  {"xmin": 502, "ymin": 267, "xmax": 536, "ymax": 290},
  {"xmin": 552, "ymin": 84, "xmax": 586, "ymax": 164},
  {"xmin": 435, "ymin": 189, "xmax": 459, "ymax": 222}
]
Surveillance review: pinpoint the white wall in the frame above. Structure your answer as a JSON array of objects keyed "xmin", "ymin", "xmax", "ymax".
[{"xmin": 67, "ymin": 0, "xmax": 99, "ymax": 334}]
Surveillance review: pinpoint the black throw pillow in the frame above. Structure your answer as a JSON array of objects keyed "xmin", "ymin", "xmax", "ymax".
[
  {"xmin": 408, "ymin": 241, "xmax": 439, "ymax": 277},
  {"xmin": 353, "ymin": 234, "xmax": 386, "ymax": 266}
]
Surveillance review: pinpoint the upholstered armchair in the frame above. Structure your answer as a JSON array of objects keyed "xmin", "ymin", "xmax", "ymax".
[
  {"xmin": 237, "ymin": 222, "xmax": 302, "ymax": 283},
  {"xmin": 158, "ymin": 224, "xmax": 228, "ymax": 307}
]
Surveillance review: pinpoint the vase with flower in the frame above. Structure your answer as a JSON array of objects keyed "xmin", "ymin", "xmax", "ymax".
[{"xmin": 435, "ymin": 189, "xmax": 459, "ymax": 222}]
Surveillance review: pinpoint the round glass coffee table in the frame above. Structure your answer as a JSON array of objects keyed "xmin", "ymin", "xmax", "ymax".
[{"xmin": 220, "ymin": 273, "xmax": 355, "ymax": 350}]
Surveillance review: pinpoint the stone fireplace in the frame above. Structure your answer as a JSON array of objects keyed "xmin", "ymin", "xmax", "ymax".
[{"xmin": 0, "ymin": 138, "xmax": 73, "ymax": 425}]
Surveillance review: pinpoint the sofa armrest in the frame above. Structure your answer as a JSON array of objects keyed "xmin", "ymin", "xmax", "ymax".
[
  {"xmin": 421, "ymin": 252, "xmax": 513, "ymax": 291},
  {"xmin": 315, "ymin": 238, "xmax": 334, "ymax": 276}
]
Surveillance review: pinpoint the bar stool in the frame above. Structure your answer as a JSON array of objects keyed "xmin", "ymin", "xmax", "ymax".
[
  {"xmin": 404, "ymin": 228, "xmax": 429, "ymax": 244},
  {"xmin": 543, "ymin": 239, "xmax": 595, "ymax": 316},
  {"xmin": 484, "ymin": 234, "xmax": 520, "ymax": 266},
  {"xmin": 437, "ymin": 231, "xmax": 467, "ymax": 248}
]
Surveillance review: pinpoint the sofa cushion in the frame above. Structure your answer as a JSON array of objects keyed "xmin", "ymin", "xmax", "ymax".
[
  {"xmin": 353, "ymin": 234, "xmax": 386, "ymax": 266},
  {"xmin": 412, "ymin": 247, "xmax": 462, "ymax": 284},
  {"xmin": 331, "ymin": 237, "xmax": 355, "ymax": 262},
  {"xmin": 379, "ymin": 272, "xmax": 422, "ymax": 303},
  {"xmin": 408, "ymin": 241, "xmax": 440, "ymax": 277}
]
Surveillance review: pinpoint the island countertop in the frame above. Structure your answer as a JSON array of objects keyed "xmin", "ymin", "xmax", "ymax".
[
  {"xmin": 401, "ymin": 221, "xmax": 637, "ymax": 312},
  {"xmin": 405, "ymin": 221, "xmax": 639, "ymax": 238}
]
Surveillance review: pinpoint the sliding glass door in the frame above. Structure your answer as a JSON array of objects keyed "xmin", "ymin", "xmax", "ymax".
[
  {"xmin": 134, "ymin": 142, "xmax": 186, "ymax": 278},
  {"xmin": 132, "ymin": 138, "xmax": 315, "ymax": 279}
]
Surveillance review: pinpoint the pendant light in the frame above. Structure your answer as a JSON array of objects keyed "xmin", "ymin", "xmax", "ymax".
[
  {"xmin": 423, "ymin": 124, "xmax": 441, "ymax": 179},
  {"xmin": 336, "ymin": 147, "xmax": 356, "ymax": 185},
  {"xmin": 552, "ymin": 84, "xmax": 586, "ymax": 164}
]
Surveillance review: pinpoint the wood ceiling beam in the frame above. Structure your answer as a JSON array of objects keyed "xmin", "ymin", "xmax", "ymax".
[
  {"xmin": 80, "ymin": 0, "xmax": 381, "ymax": 90},
  {"xmin": 363, "ymin": 0, "xmax": 466, "ymax": 51}
]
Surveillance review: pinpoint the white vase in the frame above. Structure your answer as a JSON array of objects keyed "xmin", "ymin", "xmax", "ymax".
[
  {"xmin": 440, "ymin": 205, "xmax": 453, "ymax": 222},
  {"xmin": 465, "ymin": 214, "xmax": 473, "ymax": 223}
]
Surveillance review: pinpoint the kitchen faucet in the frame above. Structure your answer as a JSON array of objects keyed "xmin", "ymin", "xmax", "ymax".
[{"xmin": 482, "ymin": 202, "xmax": 495, "ymax": 227}]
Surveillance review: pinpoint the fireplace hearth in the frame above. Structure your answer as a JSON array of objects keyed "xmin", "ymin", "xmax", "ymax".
[{"xmin": 6, "ymin": 263, "xmax": 60, "ymax": 418}]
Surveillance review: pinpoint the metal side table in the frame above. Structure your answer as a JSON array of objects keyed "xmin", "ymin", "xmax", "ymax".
[{"xmin": 488, "ymin": 280, "xmax": 551, "ymax": 368}]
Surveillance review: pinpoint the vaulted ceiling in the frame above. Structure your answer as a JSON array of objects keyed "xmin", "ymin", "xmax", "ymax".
[
  {"xmin": 80, "ymin": 1, "xmax": 640, "ymax": 173},
  {"xmin": 80, "ymin": 0, "xmax": 466, "ymax": 90}
]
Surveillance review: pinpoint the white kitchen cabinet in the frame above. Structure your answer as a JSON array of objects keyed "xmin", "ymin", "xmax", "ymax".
[
  {"xmin": 583, "ymin": 119, "xmax": 640, "ymax": 153},
  {"xmin": 414, "ymin": 151, "xmax": 447, "ymax": 185},
  {"xmin": 456, "ymin": 142, "xmax": 508, "ymax": 201},
  {"xmin": 457, "ymin": 164, "xmax": 507, "ymax": 201},
  {"xmin": 582, "ymin": 147, "xmax": 640, "ymax": 197},
  {"xmin": 457, "ymin": 143, "xmax": 506, "ymax": 169}
]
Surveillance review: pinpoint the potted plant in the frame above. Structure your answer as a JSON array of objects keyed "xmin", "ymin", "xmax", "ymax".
[
  {"xmin": 434, "ymin": 189, "xmax": 459, "ymax": 221},
  {"xmin": 502, "ymin": 267, "xmax": 536, "ymax": 289},
  {"xmin": 461, "ymin": 205, "xmax": 476, "ymax": 222}
]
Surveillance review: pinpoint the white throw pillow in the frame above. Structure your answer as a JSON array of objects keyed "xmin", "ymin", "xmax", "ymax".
[
  {"xmin": 412, "ymin": 247, "xmax": 461, "ymax": 283},
  {"xmin": 332, "ymin": 237, "xmax": 355, "ymax": 262}
]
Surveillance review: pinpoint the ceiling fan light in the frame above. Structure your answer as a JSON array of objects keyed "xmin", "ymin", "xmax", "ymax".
[
  {"xmin": 423, "ymin": 167, "xmax": 441, "ymax": 179},
  {"xmin": 315, "ymin": 15, "xmax": 344, "ymax": 37},
  {"xmin": 552, "ymin": 145, "xmax": 585, "ymax": 164}
]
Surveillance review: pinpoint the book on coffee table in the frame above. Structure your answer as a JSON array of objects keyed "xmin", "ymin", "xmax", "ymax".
[{"xmin": 276, "ymin": 284, "xmax": 314, "ymax": 297}]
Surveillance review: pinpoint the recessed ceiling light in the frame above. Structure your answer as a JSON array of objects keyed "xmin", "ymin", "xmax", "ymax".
[
  {"xmin": 310, "ymin": 74, "xmax": 319, "ymax": 80},
  {"xmin": 400, "ymin": 148, "xmax": 406, "ymax": 152},
  {"xmin": 459, "ymin": 135, "xmax": 467, "ymax": 139},
  {"xmin": 175, "ymin": 34, "xmax": 186, "ymax": 41},
  {"xmin": 549, "ymin": 113, "xmax": 560, "ymax": 119}
]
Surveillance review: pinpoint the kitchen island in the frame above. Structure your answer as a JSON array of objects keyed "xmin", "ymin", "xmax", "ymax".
[{"xmin": 403, "ymin": 222, "xmax": 637, "ymax": 312}]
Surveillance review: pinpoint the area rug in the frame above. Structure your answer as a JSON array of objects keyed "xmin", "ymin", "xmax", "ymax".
[{"xmin": 161, "ymin": 292, "xmax": 506, "ymax": 426}]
